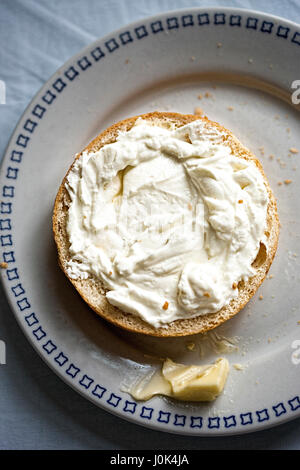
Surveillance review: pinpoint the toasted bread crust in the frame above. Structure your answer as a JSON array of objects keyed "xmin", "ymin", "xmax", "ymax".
[{"xmin": 53, "ymin": 112, "xmax": 279, "ymax": 337}]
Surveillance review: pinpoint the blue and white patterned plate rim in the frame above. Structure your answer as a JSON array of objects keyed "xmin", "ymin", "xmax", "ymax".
[{"xmin": 1, "ymin": 7, "xmax": 300, "ymax": 436}]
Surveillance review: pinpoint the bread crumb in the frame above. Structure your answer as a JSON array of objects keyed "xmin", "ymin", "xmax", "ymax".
[
  {"xmin": 124, "ymin": 58, "xmax": 130, "ymax": 64},
  {"xmin": 286, "ymin": 128, "xmax": 291, "ymax": 134},
  {"xmin": 297, "ymin": 321, "xmax": 300, "ymax": 325},
  {"xmin": 269, "ymin": 63, "xmax": 273, "ymax": 69},
  {"xmin": 269, "ymin": 154, "xmax": 274, "ymax": 160},
  {"xmin": 227, "ymin": 106, "xmax": 234, "ymax": 111},
  {"xmin": 268, "ymin": 337, "xmax": 272, "ymax": 343},
  {"xmin": 278, "ymin": 159, "xmax": 286, "ymax": 168},
  {"xmin": 0, "ymin": 262, "xmax": 8, "ymax": 269},
  {"xmin": 162, "ymin": 301, "xmax": 169, "ymax": 310},
  {"xmin": 238, "ymin": 199, "xmax": 243, "ymax": 204},
  {"xmin": 259, "ymin": 294, "xmax": 263, "ymax": 300},
  {"xmin": 248, "ymin": 58, "xmax": 253, "ymax": 64},
  {"xmin": 277, "ymin": 181, "xmax": 282, "ymax": 186},
  {"xmin": 194, "ymin": 107, "xmax": 203, "ymax": 116},
  {"xmin": 217, "ymin": 42, "xmax": 222, "ymax": 48},
  {"xmin": 197, "ymin": 94, "xmax": 203, "ymax": 100},
  {"xmin": 233, "ymin": 363, "xmax": 244, "ymax": 371},
  {"xmin": 204, "ymin": 91, "xmax": 213, "ymax": 98},
  {"xmin": 258, "ymin": 146, "xmax": 265, "ymax": 155},
  {"xmin": 268, "ymin": 274, "xmax": 274, "ymax": 279},
  {"xmin": 190, "ymin": 56, "xmax": 196, "ymax": 62},
  {"xmin": 203, "ymin": 292, "xmax": 210, "ymax": 298},
  {"xmin": 290, "ymin": 147, "xmax": 299, "ymax": 154},
  {"xmin": 186, "ymin": 342, "xmax": 195, "ymax": 351},
  {"xmin": 108, "ymin": 271, "xmax": 112, "ymax": 276},
  {"xmin": 188, "ymin": 202, "xmax": 193, "ymax": 211},
  {"xmin": 284, "ymin": 179, "xmax": 292, "ymax": 185},
  {"xmin": 232, "ymin": 282, "xmax": 237, "ymax": 289}
]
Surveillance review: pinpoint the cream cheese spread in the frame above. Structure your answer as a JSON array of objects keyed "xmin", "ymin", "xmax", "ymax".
[{"xmin": 65, "ymin": 118, "xmax": 268, "ymax": 327}]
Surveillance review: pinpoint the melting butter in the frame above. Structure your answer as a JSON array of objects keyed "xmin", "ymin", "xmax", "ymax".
[{"xmin": 128, "ymin": 357, "xmax": 229, "ymax": 402}]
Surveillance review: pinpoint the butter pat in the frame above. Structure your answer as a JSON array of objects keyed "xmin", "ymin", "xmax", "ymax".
[{"xmin": 128, "ymin": 357, "xmax": 229, "ymax": 402}]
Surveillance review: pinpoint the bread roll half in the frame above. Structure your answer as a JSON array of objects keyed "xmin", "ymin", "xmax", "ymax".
[{"xmin": 53, "ymin": 112, "xmax": 279, "ymax": 337}]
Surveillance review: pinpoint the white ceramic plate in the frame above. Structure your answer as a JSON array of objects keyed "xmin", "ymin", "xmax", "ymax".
[{"xmin": 1, "ymin": 7, "xmax": 300, "ymax": 436}]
